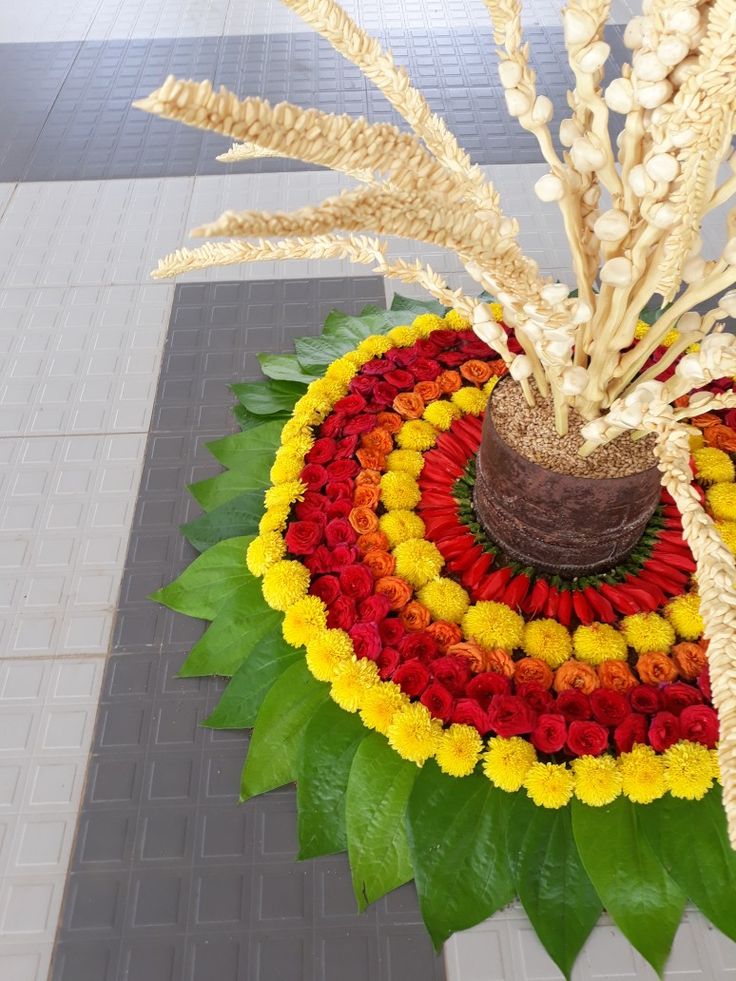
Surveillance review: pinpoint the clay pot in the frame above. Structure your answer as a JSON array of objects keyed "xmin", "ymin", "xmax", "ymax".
[{"xmin": 473, "ymin": 390, "xmax": 661, "ymax": 577}]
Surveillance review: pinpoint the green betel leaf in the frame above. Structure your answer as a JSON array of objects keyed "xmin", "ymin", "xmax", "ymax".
[
  {"xmin": 407, "ymin": 762, "xmax": 514, "ymax": 949},
  {"xmin": 507, "ymin": 795, "xmax": 601, "ymax": 979},
  {"xmin": 390, "ymin": 293, "xmax": 446, "ymax": 315},
  {"xmin": 345, "ymin": 732, "xmax": 418, "ymax": 911},
  {"xmin": 231, "ymin": 379, "xmax": 307, "ymax": 415},
  {"xmin": 181, "ymin": 490, "xmax": 264, "ymax": 552},
  {"xmin": 149, "ymin": 536, "xmax": 253, "ymax": 621},
  {"xmin": 206, "ymin": 420, "xmax": 283, "ymax": 472},
  {"xmin": 179, "ymin": 596, "xmax": 281, "ymax": 678},
  {"xmin": 233, "ymin": 404, "xmax": 290, "ymax": 431},
  {"xmin": 571, "ymin": 796, "xmax": 686, "ymax": 976},
  {"xmin": 639, "ymin": 788, "xmax": 736, "ymax": 942},
  {"xmin": 297, "ymin": 701, "xmax": 367, "ymax": 860},
  {"xmin": 189, "ymin": 469, "xmax": 266, "ymax": 512},
  {"xmin": 202, "ymin": 626, "xmax": 301, "ymax": 726},
  {"xmin": 240, "ymin": 660, "xmax": 328, "ymax": 800},
  {"xmin": 258, "ymin": 353, "xmax": 320, "ymax": 383}
]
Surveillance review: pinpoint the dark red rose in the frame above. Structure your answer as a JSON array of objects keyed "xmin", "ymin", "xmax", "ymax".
[
  {"xmin": 284, "ymin": 520, "xmax": 322, "ymax": 556},
  {"xmin": 416, "ymin": 337, "xmax": 443, "ymax": 357},
  {"xmin": 629, "ymin": 684, "xmax": 662, "ymax": 715},
  {"xmin": 412, "ymin": 357, "xmax": 441, "ymax": 380},
  {"xmin": 330, "ymin": 544, "xmax": 357, "ymax": 571},
  {"xmin": 725, "ymin": 408, "xmax": 736, "ymax": 429},
  {"xmin": 327, "ymin": 596, "xmax": 357, "ymax": 630},
  {"xmin": 430, "ymin": 655, "xmax": 472, "ymax": 695},
  {"xmin": 294, "ymin": 492, "xmax": 328, "ymax": 522},
  {"xmin": 531, "ymin": 713, "xmax": 567, "ymax": 754},
  {"xmin": 428, "ymin": 329, "xmax": 457, "ymax": 348},
  {"xmin": 373, "ymin": 382, "xmax": 399, "ymax": 407},
  {"xmin": 460, "ymin": 336, "xmax": 493, "ymax": 357},
  {"xmin": 300, "ymin": 464, "xmax": 328, "ymax": 490},
  {"xmin": 393, "ymin": 658, "xmax": 431, "ymax": 697},
  {"xmin": 376, "ymin": 646, "xmax": 401, "ymax": 680},
  {"xmin": 614, "ymin": 713, "xmax": 648, "ymax": 754},
  {"xmin": 452, "ymin": 698, "xmax": 492, "ymax": 734},
  {"xmin": 334, "ymin": 435, "xmax": 359, "ymax": 459},
  {"xmin": 697, "ymin": 665, "xmax": 712, "ymax": 701},
  {"xmin": 516, "ymin": 683, "xmax": 554, "ymax": 715},
  {"xmin": 387, "ymin": 347, "xmax": 414, "ymax": 367},
  {"xmin": 304, "ymin": 546, "xmax": 333, "ymax": 575},
  {"xmin": 326, "ymin": 459, "xmax": 359, "ymax": 481},
  {"xmin": 358, "ymin": 593, "xmax": 391, "ymax": 623},
  {"xmin": 326, "ymin": 499, "xmax": 353, "ymax": 520},
  {"xmin": 487, "ymin": 695, "xmax": 537, "ymax": 737},
  {"xmin": 349, "ymin": 376, "xmax": 374, "ymax": 399},
  {"xmin": 334, "ymin": 393, "xmax": 367, "ymax": 416},
  {"xmin": 555, "ymin": 690, "xmax": 592, "ymax": 722},
  {"xmin": 438, "ymin": 350, "xmax": 468, "ymax": 367},
  {"xmin": 567, "ymin": 720, "xmax": 609, "ymax": 757},
  {"xmin": 307, "ymin": 437, "xmax": 337, "ymax": 465},
  {"xmin": 310, "ymin": 574, "xmax": 340, "ymax": 606},
  {"xmin": 420, "ymin": 682, "xmax": 455, "ymax": 723},
  {"xmin": 590, "ymin": 689, "xmax": 631, "ymax": 727},
  {"xmin": 679, "ymin": 705, "xmax": 719, "ymax": 747},
  {"xmin": 339, "ymin": 564, "xmax": 374, "ymax": 601},
  {"xmin": 348, "ymin": 622, "xmax": 382, "ymax": 661},
  {"xmin": 361, "ymin": 358, "xmax": 390, "ymax": 376},
  {"xmin": 385, "ymin": 368, "xmax": 415, "ymax": 389},
  {"xmin": 379, "ymin": 618, "xmax": 405, "ymax": 646},
  {"xmin": 325, "ymin": 480, "xmax": 353, "ymax": 501},
  {"xmin": 648, "ymin": 712, "xmax": 681, "ymax": 752},
  {"xmin": 661, "ymin": 682, "xmax": 704, "ymax": 716},
  {"xmin": 466, "ymin": 672, "xmax": 511, "ymax": 708},
  {"xmin": 325, "ymin": 518, "xmax": 357, "ymax": 548},
  {"xmin": 343, "ymin": 414, "xmax": 376, "ymax": 435},
  {"xmin": 399, "ymin": 631, "xmax": 439, "ymax": 664}
]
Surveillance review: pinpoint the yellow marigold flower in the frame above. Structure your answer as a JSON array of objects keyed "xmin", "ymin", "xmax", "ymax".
[
  {"xmin": 423, "ymin": 400, "xmax": 461, "ymax": 431},
  {"xmin": 716, "ymin": 520, "xmax": 736, "ymax": 555},
  {"xmin": 573, "ymin": 622, "xmax": 628, "ymax": 665},
  {"xmin": 325, "ymin": 358, "xmax": 358, "ymax": 383},
  {"xmin": 380, "ymin": 471, "xmax": 421, "ymax": 511},
  {"xmin": 264, "ymin": 480, "xmax": 305, "ymax": 510},
  {"xmin": 689, "ymin": 433, "xmax": 705, "ymax": 452},
  {"xmin": 621, "ymin": 612, "xmax": 675, "ymax": 654},
  {"xmin": 279, "ymin": 417, "xmax": 311, "ymax": 444},
  {"xmin": 282, "ymin": 596, "xmax": 328, "ymax": 647},
  {"xmin": 663, "ymin": 742, "xmax": 716, "ymax": 800},
  {"xmin": 397, "ymin": 419, "xmax": 437, "ymax": 451},
  {"xmin": 379, "ymin": 510, "xmax": 426, "ymax": 547},
  {"xmin": 393, "ymin": 539, "xmax": 444, "ymax": 588},
  {"xmin": 436, "ymin": 725, "xmax": 483, "ymax": 777},
  {"xmin": 388, "ymin": 325, "xmax": 418, "ymax": 347},
  {"xmin": 269, "ymin": 449, "xmax": 304, "ymax": 484},
  {"xmin": 357, "ymin": 335, "xmax": 393, "ymax": 359},
  {"xmin": 283, "ymin": 430, "xmax": 314, "ymax": 457},
  {"xmin": 305, "ymin": 628, "xmax": 354, "ymax": 682},
  {"xmin": 246, "ymin": 532, "xmax": 286, "ymax": 577},
  {"xmin": 359, "ymin": 682, "xmax": 407, "ymax": 734},
  {"xmin": 483, "ymin": 377, "xmax": 500, "ymax": 397},
  {"xmin": 707, "ymin": 482, "xmax": 736, "ymax": 521},
  {"xmin": 259, "ymin": 503, "xmax": 291, "ymax": 534},
  {"xmin": 463, "ymin": 601, "xmax": 524, "ymax": 651},
  {"xmin": 619, "ymin": 744, "xmax": 666, "ymax": 804},
  {"xmin": 417, "ymin": 578, "xmax": 470, "ymax": 624},
  {"xmin": 482, "ymin": 737, "xmax": 537, "ymax": 791},
  {"xmin": 522, "ymin": 619, "xmax": 572, "ymax": 668},
  {"xmin": 572, "ymin": 756, "xmax": 622, "ymax": 806},
  {"xmin": 451, "ymin": 386, "xmax": 488, "ymax": 416},
  {"xmin": 330, "ymin": 656, "xmax": 380, "ymax": 713},
  {"xmin": 664, "ymin": 593, "xmax": 703, "ymax": 641},
  {"xmin": 261, "ymin": 560, "xmax": 310, "ymax": 611},
  {"xmin": 308, "ymin": 377, "xmax": 346, "ymax": 403},
  {"xmin": 524, "ymin": 762, "xmax": 575, "ymax": 809},
  {"xmin": 386, "ymin": 449, "xmax": 424, "ymax": 478},
  {"xmin": 444, "ymin": 309, "xmax": 469, "ymax": 331},
  {"xmin": 413, "ymin": 313, "xmax": 445, "ymax": 335},
  {"xmin": 387, "ymin": 702, "xmax": 442, "ymax": 765},
  {"xmin": 694, "ymin": 447, "xmax": 735, "ymax": 484},
  {"xmin": 490, "ymin": 302, "xmax": 504, "ymax": 322}
]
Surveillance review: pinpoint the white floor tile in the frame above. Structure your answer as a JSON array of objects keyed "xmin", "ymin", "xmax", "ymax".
[
  {"xmin": 85, "ymin": 0, "xmax": 229, "ymax": 39},
  {"xmin": 0, "ymin": 185, "xmax": 15, "ymax": 222}
]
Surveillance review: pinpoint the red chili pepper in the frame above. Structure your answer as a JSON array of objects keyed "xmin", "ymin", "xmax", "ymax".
[
  {"xmin": 556, "ymin": 588, "xmax": 573, "ymax": 627},
  {"xmin": 572, "ymin": 588, "xmax": 595, "ymax": 625},
  {"xmin": 658, "ymin": 530, "xmax": 688, "ymax": 547},
  {"xmin": 597, "ymin": 582, "xmax": 640, "ymax": 616},
  {"xmin": 525, "ymin": 578, "xmax": 549, "ymax": 615},
  {"xmin": 463, "ymin": 551, "xmax": 494, "ymax": 590},
  {"xmin": 650, "ymin": 548, "xmax": 696, "ymax": 573},
  {"xmin": 423, "ymin": 516, "xmax": 463, "ymax": 540},
  {"xmin": 475, "ymin": 565, "xmax": 514, "ymax": 601},
  {"xmin": 582, "ymin": 585, "xmax": 616, "ymax": 623},
  {"xmin": 445, "ymin": 545, "xmax": 484, "ymax": 574},
  {"xmin": 615, "ymin": 581, "xmax": 659, "ymax": 611},
  {"xmin": 625, "ymin": 575, "xmax": 667, "ymax": 608},
  {"xmin": 640, "ymin": 558, "xmax": 689, "ymax": 586},
  {"xmin": 440, "ymin": 534, "xmax": 476, "ymax": 559},
  {"xmin": 544, "ymin": 584, "xmax": 559, "ymax": 619},
  {"xmin": 502, "ymin": 573, "xmax": 531, "ymax": 610}
]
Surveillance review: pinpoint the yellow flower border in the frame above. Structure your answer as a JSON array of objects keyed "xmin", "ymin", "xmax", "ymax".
[{"xmin": 246, "ymin": 309, "xmax": 721, "ymax": 808}]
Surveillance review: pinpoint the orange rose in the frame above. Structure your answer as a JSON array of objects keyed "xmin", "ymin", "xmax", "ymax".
[
  {"xmin": 553, "ymin": 660, "xmax": 600, "ymax": 694},
  {"xmin": 705, "ymin": 424, "xmax": 736, "ymax": 452},
  {"xmin": 356, "ymin": 448, "xmax": 386, "ymax": 471},
  {"xmin": 361, "ymin": 427, "xmax": 394, "ymax": 454},
  {"xmin": 376, "ymin": 411, "xmax": 402, "ymax": 434},
  {"xmin": 400, "ymin": 600, "xmax": 432, "ymax": 632},
  {"xmin": 375, "ymin": 576, "xmax": 413, "ymax": 610},
  {"xmin": 427, "ymin": 620, "xmax": 463, "ymax": 652},
  {"xmin": 597, "ymin": 660, "xmax": 638, "ymax": 693},
  {"xmin": 482, "ymin": 647, "xmax": 516, "ymax": 677},
  {"xmin": 357, "ymin": 531, "xmax": 390, "ymax": 555},
  {"xmin": 447, "ymin": 642, "xmax": 488, "ymax": 672},
  {"xmin": 414, "ymin": 380, "xmax": 441, "ymax": 403},
  {"xmin": 671, "ymin": 640, "xmax": 708, "ymax": 680},
  {"xmin": 348, "ymin": 506, "xmax": 380, "ymax": 535},
  {"xmin": 393, "ymin": 392, "xmax": 425, "ymax": 419},
  {"xmin": 514, "ymin": 657, "xmax": 554, "ymax": 690},
  {"xmin": 692, "ymin": 412, "xmax": 722, "ymax": 430},
  {"xmin": 437, "ymin": 370, "xmax": 462, "ymax": 394},
  {"xmin": 362, "ymin": 550, "xmax": 396, "ymax": 579},
  {"xmin": 355, "ymin": 469, "xmax": 381, "ymax": 486},
  {"xmin": 488, "ymin": 360, "xmax": 508, "ymax": 377},
  {"xmin": 636, "ymin": 651, "xmax": 679, "ymax": 685},
  {"xmin": 353, "ymin": 484, "xmax": 381, "ymax": 509},
  {"xmin": 460, "ymin": 359, "xmax": 493, "ymax": 385}
]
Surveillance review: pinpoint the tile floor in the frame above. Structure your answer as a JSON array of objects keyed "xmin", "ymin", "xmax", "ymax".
[{"xmin": 0, "ymin": 0, "xmax": 735, "ymax": 978}]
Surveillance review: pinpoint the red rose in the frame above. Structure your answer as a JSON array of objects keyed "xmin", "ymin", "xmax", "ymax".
[
  {"xmin": 399, "ymin": 631, "xmax": 439, "ymax": 664},
  {"xmin": 427, "ymin": 329, "xmax": 457, "ymax": 348},
  {"xmin": 555, "ymin": 690, "xmax": 592, "ymax": 722},
  {"xmin": 452, "ymin": 698, "xmax": 492, "ymax": 734},
  {"xmin": 325, "ymin": 480, "xmax": 353, "ymax": 501},
  {"xmin": 349, "ymin": 376, "xmax": 374, "ymax": 399},
  {"xmin": 339, "ymin": 564, "xmax": 374, "ymax": 601},
  {"xmin": 304, "ymin": 546, "xmax": 333, "ymax": 575},
  {"xmin": 343, "ymin": 414, "xmax": 376, "ymax": 436},
  {"xmin": 326, "ymin": 499, "xmax": 353, "ymax": 520},
  {"xmin": 679, "ymin": 705, "xmax": 719, "ymax": 747},
  {"xmin": 361, "ymin": 359, "xmax": 389, "ymax": 376},
  {"xmin": 357, "ymin": 593, "xmax": 391, "ymax": 623},
  {"xmin": 697, "ymin": 665, "xmax": 712, "ymax": 701},
  {"xmin": 300, "ymin": 464, "xmax": 328, "ymax": 490},
  {"xmin": 373, "ymin": 382, "xmax": 399, "ymax": 407},
  {"xmin": 567, "ymin": 720, "xmax": 609, "ymax": 757},
  {"xmin": 294, "ymin": 492, "xmax": 328, "ymax": 522},
  {"xmin": 614, "ymin": 713, "xmax": 648, "ymax": 754},
  {"xmin": 385, "ymin": 368, "xmax": 415, "ymax": 389},
  {"xmin": 412, "ymin": 357, "xmax": 441, "ymax": 380},
  {"xmin": 326, "ymin": 459, "xmax": 359, "ymax": 480},
  {"xmin": 590, "ymin": 689, "xmax": 631, "ymax": 727},
  {"xmin": 461, "ymin": 335, "xmax": 493, "ymax": 357},
  {"xmin": 348, "ymin": 622, "xmax": 382, "ymax": 661},
  {"xmin": 648, "ymin": 712, "xmax": 681, "ymax": 752},
  {"xmin": 438, "ymin": 351, "xmax": 468, "ymax": 367},
  {"xmin": 307, "ymin": 437, "xmax": 337, "ymax": 464},
  {"xmin": 284, "ymin": 520, "xmax": 322, "ymax": 556},
  {"xmin": 334, "ymin": 435, "xmax": 359, "ymax": 459},
  {"xmin": 661, "ymin": 682, "xmax": 704, "ymax": 716},
  {"xmin": 310, "ymin": 574, "xmax": 340, "ymax": 606},
  {"xmin": 531, "ymin": 713, "xmax": 567, "ymax": 754},
  {"xmin": 329, "ymin": 544, "xmax": 357, "ymax": 571},
  {"xmin": 487, "ymin": 695, "xmax": 537, "ymax": 737},
  {"xmin": 629, "ymin": 684, "xmax": 662, "ymax": 715},
  {"xmin": 334, "ymin": 393, "xmax": 367, "ymax": 416},
  {"xmin": 327, "ymin": 596, "xmax": 357, "ymax": 631},
  {"xmin": 320, "ymin": 413, "xmax": 345, "ymax": 438},
  {"xmin": 376, "ymin": 646, "xmax": 400, "ymax": 680},
  {"xmin": 430, "ymin": 655, "xmax": 472, "ymax": 695},
  {"xmin": 420, "ymin": 682, "xmax": 455, "ymax": 723},
  {"xmin": 467, "ymin": 672, "xmax": 511, "ymax": 708},
  {"xmin": 379, "ymin": 618, "xmax": 405, "ymax": 646},
  {"xmin": 393, "ymin": 658, "xmax": 431, "ymax": 697},
  {"xmin": 325, "ymin": 518, "xmax": 357, "ymax": 548},
  {"xmin": 516, "ymin": 683, "xmax": 554, "ymax": 715}
]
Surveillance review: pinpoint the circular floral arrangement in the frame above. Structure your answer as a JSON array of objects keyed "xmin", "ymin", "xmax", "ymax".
[{"xmin": 245, "ymin": 306, "xmax": 731, "ymax": 809}]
